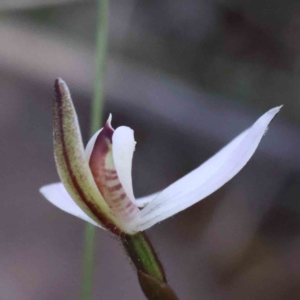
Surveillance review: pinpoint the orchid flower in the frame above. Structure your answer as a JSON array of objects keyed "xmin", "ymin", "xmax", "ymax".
[{"xmin": 40, "ymin": 78, "xmax": 281, "ymax": 235}]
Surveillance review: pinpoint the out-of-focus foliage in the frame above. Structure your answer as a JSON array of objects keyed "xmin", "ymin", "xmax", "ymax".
[{"xmin": 0, "ymin": 0, "xmax": 82, "ymax": 10}]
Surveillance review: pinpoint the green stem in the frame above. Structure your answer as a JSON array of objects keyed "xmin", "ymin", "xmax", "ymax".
[
  {"xmin": 122, "ymin": 232, "xmax": 166, "ymax": 283},
  {"xmin": 82, "ymin": 1, "xmax": 109, "ymax": 300},
  {"xmin": 122, "ymin": 232, "xmax": 179, "ymax": 300},
  {"xmin": 82, "ymin": 224, "xmax": 96, "ymax": 300},
  {"xmin": 91, "ymin": 0, "xmax": 109, "ymax": 133},
  {"xmin": 81, "ymin": 1, "xmax": 177, "ymax": 299}
]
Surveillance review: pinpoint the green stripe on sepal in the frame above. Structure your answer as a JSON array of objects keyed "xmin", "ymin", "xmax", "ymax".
[{"xmin": 53, "ymin": 78, "xmax": 122, "ymax": 235}]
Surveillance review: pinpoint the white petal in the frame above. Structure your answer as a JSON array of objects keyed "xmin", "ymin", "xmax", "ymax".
[
  {"xmin": 136, "ymin": 192, "xmax": 160, "ymax": 207},
  {"xmin": 40, "ymin": 182, "xmax": 101, "ymax": 227},
  {"xmin": 136, "ymin": 106, "xmax": 282, "ymax": 231},
  {"xmin": 112, "ymin": 126, "xmax": 138, "ymax": 205}
]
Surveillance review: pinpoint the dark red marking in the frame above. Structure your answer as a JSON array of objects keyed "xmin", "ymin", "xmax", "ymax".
[
  {"xmin": 54, "ymin": 79, "xmax": 122, "ymax": 236},
  {"xmin": 127, "ymin": 205, "xmax": 137, "ymax": 214},
  {"xmin": 125, "ymin": 202, "xmax": 133, "ymax": 209},
  {"xmin": 104, "ymin": 169, "xmax": 117, "ymax": 174},
  {"xmin": 119, "ymin": 193, "xmax": 127, "ymax": 200},
  {"xmin": 107, "ymin": 183, "xmax": 122, "ymax": 193},
  {"xmin": 105, "ymin": 174, "xmax": 119, "ymax": 181}
]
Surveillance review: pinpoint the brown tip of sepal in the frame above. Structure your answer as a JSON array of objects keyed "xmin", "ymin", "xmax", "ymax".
[
  {"xmin": 54, "ymin": 78, "xmax": 70, "ymax": 102},
  {"xmin": 138, "ymin": 271, "xmax": 179, "ymax": 300}
]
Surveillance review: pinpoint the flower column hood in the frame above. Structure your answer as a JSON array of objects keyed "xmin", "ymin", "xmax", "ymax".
[{"xmin": 40, "ymin": 79, "xmax": 282, "ymax": 235}]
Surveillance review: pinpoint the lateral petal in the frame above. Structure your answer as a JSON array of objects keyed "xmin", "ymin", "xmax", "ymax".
[
  {"xmin": 53, "ymin": 79, "xmax": 122, "ymax": 234},
  {"xmin": 40, "ymin": 183, "xmax": 101, "ymax": 227},
  {"xmin": 137, "ymin": 106, "xmax": 282, "ymax": 231},
  {"xmin": 136, "ymin": 192, "xmax": 160, "ymax": 207}
]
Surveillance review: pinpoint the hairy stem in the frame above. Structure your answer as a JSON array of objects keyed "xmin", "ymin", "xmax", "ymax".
[
  {"xmin": 122, "ymin": 232, "xmax": 166, "ymax": 282},
  {"xmin": 122, "ymin": 232, "xmax": 179, "ymax": 300}
]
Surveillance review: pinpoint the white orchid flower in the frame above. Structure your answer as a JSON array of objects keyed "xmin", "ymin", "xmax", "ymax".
[{"xmin": 40, "ymin": 78, "xmax": 281, "ymax": 235}]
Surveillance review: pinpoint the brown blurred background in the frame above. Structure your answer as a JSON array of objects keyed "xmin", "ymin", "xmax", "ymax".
[{"xmin": 1, "ymin": 0, "xmax": 300, "ymax": 299}]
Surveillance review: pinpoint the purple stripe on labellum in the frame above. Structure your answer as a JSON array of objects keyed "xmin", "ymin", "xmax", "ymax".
[
  {"xmin": 125, "ymin": 202, "xmax": 133, "ymax": 209},
  {"xmin": 105, "ymin": 174, "xmax": 119, "ymax": 181},
  {"xmin": 127, "ymin": 205, "xmax": 137, "ymax": 214},
  {"xmin": 54, "ymin": 79, "xmax": 122, "ymax": 236},
  {"xmin": 119, "ymin": 193, "xmax": 127, "ymax": 200},
  {"xmin": 104, "ymin": 169, "xmax": 117, "ymax": 175},
  {"xmin": 107, "ymin": 183, "xmax": 122, "ymax": 193}
]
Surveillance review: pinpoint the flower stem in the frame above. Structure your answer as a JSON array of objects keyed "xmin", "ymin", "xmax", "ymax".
[
  {"xmin": 81, "ymin": 1, "xmax": 178, "ymax": 299},
  {"xmin": 122, "ymin": 232, "xmax": 179, "ymax": 300},
  {"xmin": 82, "ymin": 223, "xmax": 96, "ymax": 300},
  {"xmin": 91, "ymin": 0, "xmax": 109, "ymax": 134},
  {"xmin": 122, "ymin": 232, "xmax": 166, "ymax": 282},
  {"xmin": 82, "ymin": 1, "xmax": 109, "ymax": 300}
]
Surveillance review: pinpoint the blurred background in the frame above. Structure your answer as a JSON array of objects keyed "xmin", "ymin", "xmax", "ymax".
[{"xmin": 1, "ymin": 0, "xmax": 300, "ymax": 299}]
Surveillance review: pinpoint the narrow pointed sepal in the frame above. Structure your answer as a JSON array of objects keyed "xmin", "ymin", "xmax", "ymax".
[
  {"xmin": 53, "ymin": 78, "xmax": 122, "ymax": 235},
  {"xmin": 138, "ymin": 271, "xmax": 179, "ymax": 300}
]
